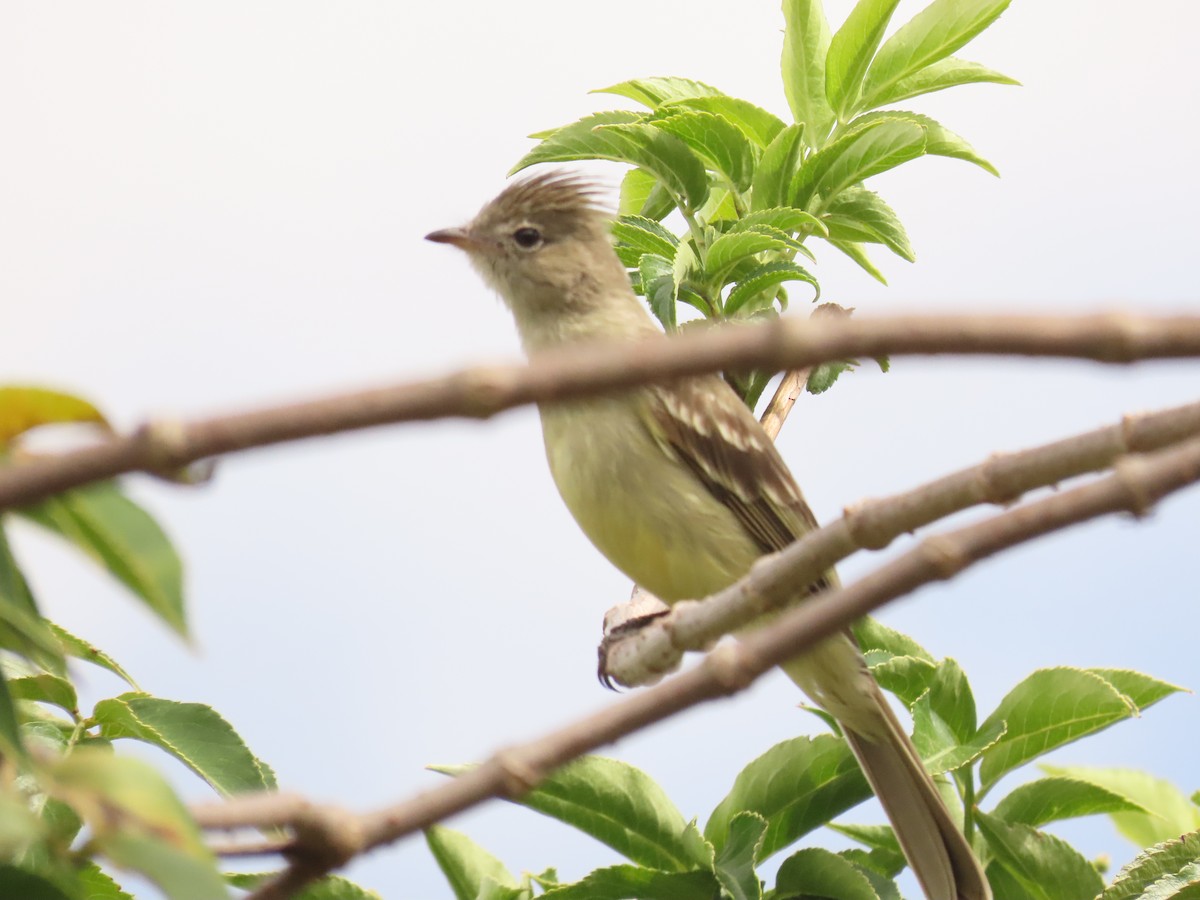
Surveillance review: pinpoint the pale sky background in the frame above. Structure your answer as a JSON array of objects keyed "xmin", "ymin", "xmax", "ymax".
[{"xmin": 2, "ymin": 2, "xmax": 1198, "ymax": 898}]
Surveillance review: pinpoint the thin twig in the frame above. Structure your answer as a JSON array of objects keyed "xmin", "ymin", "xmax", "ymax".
[
  {"xmin": 2, "ymin": 312, "xmax": 1199, "ymax": 512},
  {"xmin": 208, "ymin": 434, "xmax": 1200, "ymax": 899}
]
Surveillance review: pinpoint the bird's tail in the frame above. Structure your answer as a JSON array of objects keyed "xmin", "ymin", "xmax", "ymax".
[{"xmin": 781, "ymin": 640, "xmax": 991, "ymax": 900}]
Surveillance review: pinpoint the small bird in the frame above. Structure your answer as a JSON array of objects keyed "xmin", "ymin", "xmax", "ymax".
[{"xmin": 426, "ymin": 171, "xmax": 990, "ymax": 900}]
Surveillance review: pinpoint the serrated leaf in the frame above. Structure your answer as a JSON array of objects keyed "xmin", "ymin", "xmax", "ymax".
[
  {"xmin": 613, "ymin": 216, "xmax": 679, "ymax": 260},
  {"xmin": 659, "ymin": 96, "xmax": 786, "ymax": 149},
  {"xmin": 705, "ymin": 735, "xmax": 868, "ymax": 860},
  {"xmin": 7, "ymin": 674, "xmax": 78, "ymax": 716},
  {"xmin": 1102, "ymin": 832, "xmax": 1200, "ymax": 900},
  {"xmin": 912, "ymin": 695, "xmax": 1006, "ymax": 775},
  {"xmin": 17, "ymin": 482, "xmax": 187, "ymax": 636},
  {"xmin": 649, "ymin": 111, "xmax": 757, "ymax": 191},
  {"xmin": 77, "ymin": 864, "xmax": 135, "ymax": 900},
  {"xmin": 49, "ymin": 748, "xmax": 225, "ymax": 900},
  {"xmin": 0, "ymin": 386, "xmax": 109, "ymax": 444},
  {"xmin": 852, "ymin": 618, "xmax": 934, "ymax": 663},
  {"xmin": 425, "ymin": 826, "xmax": 519, "ymax": 900},
  {"xmin": 992, "ymin": 776, "xmax": 1150, "ymax": 828},
  {"xmin": 782, "ymin": 0, "xmax": 835, "ymax": 146},
  {"xmin": 672, "ymin": 241, "xmax": 702, "ymax": 309},
  {"xmin": 826, "ymin": 0, "xmax": 903, "ymax": 121},
  {"xmin": 847, "ymin": 109, "xmax": 998, "ymax": 175},
  {"xmin": 978, "ymin": 668, "xmax": 1138, "ymax": 791},
  {"xmin": 593, "ymin": 76, "xmax": 724, "ymax": 108},
  {"xmin": 1041, "ymin": 766, "xmax": 1200, "ymax": 849},
  {"xmin": 0, "ymin": 665, "xmax": 26, "ymax": 760},
  {"xmin": 731, "ymin": 206, "xmax": 826, "ymax": 237},
  {"xmin": 751, "ymin": 124, "xmax": 805, "ymax": 212},
  {"xmin": 976, "ymin": 812, "xmax": 1103, "ymax": 900},
  {"xmin": 589, "ymin": 124, "xmax": 711, "ymax": 210},
  {"xmin": 775, "ymin": 847, "xmax": 881, "ymax": 900},
  {"xmin": 862, "ymin": 56, "xmax": 1019, "ymax": 109},
  {"xmin": 435, "ymin": 757, "xmax": 709, "ymax": 872},
  {"xmin": 726, "ymin": 261, "xmax": 820, "ymax": 316},
  {"xmin": 713, "ymin": 812, "xmax": 766, "ymax": 900},
  {"xmin": 47, "ymin": 621, "xmax": 138, "ymax": 689},
  {"xmin": 226, "ymin": 873, "xmax": 382, "ymax": 900},
  {"xmin": 807, "ymin": 361, "xmax": 854, "ymax": 394},
  {"xmin": 823, "ymin": 186, "xmax": 915, "ymax": 261},
  {"xmin": 93, "ymin": 693, "xmax": 276, "ymax": 796},
  {"xmin": 0, "ymin": 524, "xmax": 64, "ymax": 672},
  {"xmin": 927, "ymin": 658, "xmax": 976, "ymax": 742},
  {"xmin": 1087, "ymin": 668, "xmax": 1187, "ymax": 713},
  {"xmin": 538, "ymin": 865, "xmax": 717, "ymax": 900},
  {"xmin": 870, "ymin": 654, "xmax": 937, "ymax": 708},
  {"xmin": 706, "ymin": 230, "xmax": 795, "ymax": 280},
  {"xmin": 794, "ymin": 120, "xmax": 926, "ymax": 209},
  {"xmin": 829, "ymin": 238, "xmax": 887, "ymax": 283},
  {"xmin": 828, "ymin": 824, "xmax": 907, "ymax": 877},
  {"xmin": 863, "ymin": 0, "xmax": 1013, "ymax": 107},
  {"xmin": 512, "ymin": 110, "xmax": 644, "ymax": 170},
  {"xmin": 840, "ymin": 853, "xmax": 903, "ymax": 899},
  {"xmin": 618, "ymin": 168, "xmax": 675, "ymax": 220},
  {"xmin": 639, "ymin": 253, "xmax": 678, "ymax": 329}
]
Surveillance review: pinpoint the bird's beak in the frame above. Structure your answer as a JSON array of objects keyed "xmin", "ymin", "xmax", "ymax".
[{"xmin": 424, "ymin": 226, "xmax": 476, "ymax": 250}]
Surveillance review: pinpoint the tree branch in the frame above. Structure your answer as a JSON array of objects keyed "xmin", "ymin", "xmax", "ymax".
[
  {"xmin": 2, "ymin": 312, "xmax": 1198, "ymax": 512},
  {"xmin": 197, "ymin": 433, "xmax": 1200, "ymax": 899}
]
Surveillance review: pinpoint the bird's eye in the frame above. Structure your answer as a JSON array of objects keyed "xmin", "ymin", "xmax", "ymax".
[{"xmin": 512, "ymin": 226, "xmax": 543, "ymax": 249}]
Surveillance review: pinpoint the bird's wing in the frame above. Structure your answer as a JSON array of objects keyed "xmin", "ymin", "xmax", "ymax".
[{"xmin": 642, "ymin": 375, "xmax": 821, "ymax": 555}]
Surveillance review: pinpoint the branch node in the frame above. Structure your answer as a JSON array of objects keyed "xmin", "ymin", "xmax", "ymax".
[
  {"xmin": 842, "ymin": 500, "xmax": 892, "ymax": 551},
  {"xmin": 135, "ymin": 418, "xmax": 192, "ymax": 472},
  {"xmin": 491, "ymin": 748, "xmax": 544, "ymax": 798},
  {"xmin": 976, "ymin": 451, "xmax": 1024, "ymax": 505},
  {"xmin": 286, "ymin": 802, "xmax": 366, "ymax": 870},
  {"xmin": 704, "ymin": 642, "xmax": 759, "ymax": 695},
  {"xmin": 455, "ymin": 368, "xmax": 518, "ymax": 419},
  {"xmin": 919, "ymin": 534, "xmax": 970, "ymax": 580},
  {"xmin": 1112, "ymin": 456, "xmax": 1157, "ymax": 518},
  {"xmin": 1099, "ymin": 311, "xmax": 1149, "ymax": 362}
]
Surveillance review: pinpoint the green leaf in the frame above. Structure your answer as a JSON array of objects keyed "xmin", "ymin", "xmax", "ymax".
[
  {"xmin": 0, "ymin": 524, "xmax": 65, "ymax": 673},
  {"xmin": 806, "ymin": 360, "xmax": 856, "ymax": 394},
  {"xmin": 77, "ymin": 864, "xmax": 135, "ymax": 900},
  {"xmin": 992, "ymin": 776, "xmax": 1151, "ymax": 828},
  {"xmin": 839, "ymin": 853, "xmax": 904, "ymax": 899},
  {"xmin": 794, "ymin": 120, "xmax": 926, "ymax": 209},
  {"xmin": 49, "ymin": 748, "xmax": 226, "ymax": 900},
  {"xmin": 0, "ymin": 665, "xmax": 26, "ymax": 760},
  {"xmin": 7, "ymin": 674, "xmax": 78, "ymax": 716},
  {"xmin": 0, "ymin": 866, "xmax": 75, "ymax": 900},
  {"xmin": 511, "ymin": 110, "xmax": 644, "ymax": 172},
  {"xmin": 853, "ymin": 618, "xmax": 934, "ymax": 663},
  {"xmin": 425, "ymin": 826, "xmax": 519, "ymax": 900},
  {"xmin": 592, "ymin": 76, "xmax": 724, "ymax": 108},
  {"xmin": 538, "ymin": 865, "xmax": 718, "ymax": 900},
  {"xmin": 827, "ymin": 823, "xmax": 907, "ymax": 877},
  {"xmin": 0, "ymin": 386, "xmax": 108, "ymax": 444},
  {"xmin": 672, "ymin": 241, "xmax": 703, "ymax": 312},
  {"xmin": 975, "ymin": 812, "xmax": 1104, "ymax": 900},
  {"xmin": 978, "ymin": 668, "xmax": 1138, "ymax": 791},
  {"xmin": 726, "ymin": 261, "xmax": 820, "ymax": 316},
  {"xmin": 613, "ymin": 216, "xmax": 679, "ymax": 261},
  {"xmin": 847, "ymin": 109, "xmax": 997, "ymax": 175},
  {"xmin": 863, "ymin": 0, "xmax": 1013, "ymax": 108},
  {"xmin": 639, "ymin": 254, "xmax": 678, "ymax": 329},
  {"xmin": 927, "ymin": 657, "xmax": 976, "ymax": 742},
  {"xmin": 47, "ymin": 621, "xmax": 139, "ymax": 689},
  {"xmin": 17, "ymin": 482, "xmax": 187, "ymax": 637},
  {"xmin": 775, "ymin": 846, "xmax": 881, "ymax": 900},
  {"xmin": 826, "ymin": 0, "xmax": 903, "ymax": 121},
  {"xmin": 781, "ymin": 0, "xmax": 835, "ymax": 147},
  {"xmin": 730, "ymin": 206, "xmax": 826, "ymax": 237},
  {"xmin": 619, "ymin": 168, "xmax": 675, "ymax": 220},
  {"xmin": 93, "ymin": 693, "xmax": 276, "ymax": 796},
  {"xmin": 705, "ymin": 735, "xmax": 868, "ymax": 860},
  {"xmin": 828, "ymin": 238, "xmax": 887, "ymax": 284},
  {"xmin": 706, "ymin": 230, "xmax": 796, "ymax": 281},
  {"xmin": 823, "ymin": 186, "xmax": 915, "ymax": 261},
  {"xmin": 591, "ymin": 124, "xmax": 711, "ymax": 210},
  {"xmin": 659, "ymin": 96, "xmax": 786, "ymax": 149},
  {"xmin": 912, "ymin": 695, "xmax": 1006, "ymax": 775},
  {"xmin": 1101, "ymin": 831, "xmax": 1200, "ymax": 900},
  {"xmin": 713, "ymin": 812, "xmax": 766, "ymax": 900},
  {"xmin": 434, "ymin": 756, "xmax": 709, "ymax": 872},
  {"xmin": 649, "ymin": 111, "xmax": 757, "ymax": 192},
  {"xmin": 751, "ymin": 124, "xmax": 805, "ymax": 212},
  {"xmin": 1041, "ymin": 765, "xmax": 1200, "ymax": 849},
  {"xmin": 862, "ymin": 56, "xmax": 1020, "ymax": 109},
  {"xmin": 227, "ymin": 873, "xmax": 382, "ymax": 900},
  {"xmin": 870, "ymin": 654, "xmax": 937, "ymax": 708},
  {"xmin": 1087, "ymin": 668, "xmax": 1187, "ymax": 713}
]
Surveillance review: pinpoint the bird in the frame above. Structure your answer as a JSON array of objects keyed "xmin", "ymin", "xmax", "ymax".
[{"xmin": 426, "ymin": 170, "xmax": 990, "ymax": 900}]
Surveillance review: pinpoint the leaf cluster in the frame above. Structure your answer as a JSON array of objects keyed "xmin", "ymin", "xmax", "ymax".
[
  {"xmin": 511, "ymin": 0, "xmax": 1017, "ymax": 405},
  {"xmin": 428, "ymin": 620, "xmax": 1196, "ymax": 900},
  {"xmin": 0, "ymin": 388, "xmax": 368, "ymax": 899}
]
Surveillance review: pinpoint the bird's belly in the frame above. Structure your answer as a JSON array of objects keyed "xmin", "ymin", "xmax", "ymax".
[{"xmin": 540, "ymin": 398, "xmax": 761, "ymax": 602}]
